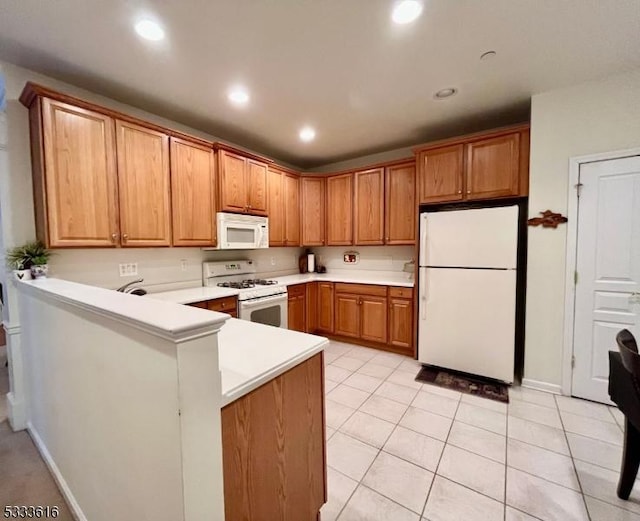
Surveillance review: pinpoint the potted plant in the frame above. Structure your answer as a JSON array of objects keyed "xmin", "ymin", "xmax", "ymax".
[{"xmin": 6, "ymin": 241, "xmax": 51, "ymax": 280}]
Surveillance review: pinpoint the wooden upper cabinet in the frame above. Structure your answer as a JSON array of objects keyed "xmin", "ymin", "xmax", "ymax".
[
  {"xmin": 326, "ymin": 173, "xmax": 353, "ymax": 246},
  {"xmin": 466, "ymin": 133, "xmax": 520, "ymax": 200},
  {"xmin": 218, "ymin": 150, "xmax": 248, "ymax": 214},
  {"xmin": 417, "ymin": 144, "xmax": 464, "ymax": 204},
  {"xmin": 354, "ymin": 168, "xmax": 384, "ymax": 245},
  {"xmin": 39, "ymin": 98, "xmax": 119, "ymax": 247},
  {"xmin": 284, "ymin": 174, "xmax": 301, "ymax": 246},
  {"xmin": 170, "ymin": 137, "xmax": 216, "ymax": 247},
  {"xmin": 246, "ymin": 159, "xmax": 268, "ymax": 215},
  {"xmin": 385, "ymin": 163, "xmax": 416, "ymax": 244},
  {"xmin": 301, "ymin": 177, "xmax": 326, "ymax": 246},
  {"xmin": 267, "ymin": 167, "xmax": 285, "ymax": 246},
  {"xmin": 115, "ymin": 120, "xmax": 171, "ymax": 246}
]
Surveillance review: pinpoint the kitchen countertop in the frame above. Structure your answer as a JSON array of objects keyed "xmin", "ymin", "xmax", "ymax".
[
  {"xmin": 148, "ymin": 271, "xmax": 414, "ymax": 305},
  {"xmin": 218, "ymin": 318, "xmax": 328, "ymax": 406}
]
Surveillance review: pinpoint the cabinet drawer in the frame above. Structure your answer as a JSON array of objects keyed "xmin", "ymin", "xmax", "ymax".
[
  {"xmin": 188, "ymin": 301, "xmax": 209, "ymax": 309},
  {"xmin": 287, "ymin": 283, "xmax": 307, "ymax": 299},
  {"xmin": 207, "ymin": 296, "xmax": 238, "ymax": 313},
  {"xmin": 334, "ymin": 283, "xmax": 387, "ymax": 297},
  {"xmin": 389, "ymin": 287, "xmax": 414, "ymax": 299}
]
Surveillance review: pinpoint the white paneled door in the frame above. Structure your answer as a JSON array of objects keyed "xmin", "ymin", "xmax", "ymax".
[{"xmin": 572, "ymin": 156, "xmax": 640, "ymax": 403}]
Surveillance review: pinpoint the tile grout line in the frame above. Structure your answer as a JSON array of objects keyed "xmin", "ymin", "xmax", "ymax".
[{"xmin": 554, "ymin": 393, "xmax": 593, "ymax": 521}]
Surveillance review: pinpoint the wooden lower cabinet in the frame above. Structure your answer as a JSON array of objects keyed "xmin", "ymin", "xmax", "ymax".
[
  {"xmin": 305, "ymin": 282, "xmax": 318, "ymax": 334},
  {"xmin": 388, "ymin": 297, "xmax": 413, "ymax": 350},
  {"xmin": 221, "ymin": 353, "xmax": 326, "ymax": 521},
  {"xmin": 334, "ymin": 293, "xmax": 360, "ymax": 338},
  {"xmin": 288, "ymin": 284, "xmax": 307, "ymax": 332},
  {"xmin": 360, "ymin": 295, "xmax": 388, "ymax": 343},
  {"xmin": 317, "ymin": 282, "xmax": 334, "ymax": 333},
  {"xmin": 187, "ymin": 296, "xmax": 238, "ymax": 318}
]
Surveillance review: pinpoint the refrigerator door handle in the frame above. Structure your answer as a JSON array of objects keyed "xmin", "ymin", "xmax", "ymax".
[{"xmin": 420, "ymin": 271, "xmax": 428, "ymax": 320}]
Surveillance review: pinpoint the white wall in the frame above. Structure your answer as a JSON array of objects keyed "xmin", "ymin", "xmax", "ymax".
[
  {"xmin": 313, "ymin": 245, "xmax": 414, "ymax": 273},
  {"xmin": 525, "ymin": 68, "xmax": 640, "ymax": 388}
]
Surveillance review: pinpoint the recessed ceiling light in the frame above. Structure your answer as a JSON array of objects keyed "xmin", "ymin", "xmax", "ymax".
[
  {"xmin": 392, "ymin": 0, "xmax": 423, "ymax": 24},
  {"xmin": 228, "ymin": 87, "xmax": 250, "ymax": 106},
  {"xmin": 134, "ymin": 20, "xmax": 165, "ymax": 41},
  {"xmin": 480, "ymin": 50, "xmax": 497, "ymax": 61},
  {"xmin": 434, "ymin": 88, "xmax": 458, "ymax": 100},
  {"xmin": 299, "ymin": 127, "xmax": 316, "ymax": 143}
]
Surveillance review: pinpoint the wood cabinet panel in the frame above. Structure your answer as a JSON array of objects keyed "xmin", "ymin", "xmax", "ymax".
[
  {"xmin": 317, "ymin": 282, "xmax": 334, "ymax": 333},
  {"xmin": 40, "ymin": 98, "xmax": 119, "ymax": 247},
  {"xmin": 284, "ymin": 174, "xmax": 301, "ymax": 246},
  {"xmin": 333, "ymin": 283, "xmax": 388, "ymax": 297},
  {"xmin": 388, "ymin": 297, "xmax": 413, "ymax": 351},
  {"xmin": 334, "ymin": 293, "xmax": 360, "ymax": 338},
  {"xmin": 354, "ymin": 168, "xmax": 384, "ymax": 245},
  {"xmin": 115, "ymin": 120, "xmax": 171, "ymax": 246},
  {"xmin": 170, "ymin": 137, "xmax": 216, "ymax": 246},
  {"xmin": 267, "ymin": 168, "xmax": 285, "ymax": 246},
  {"xmin": 418, "ymin": 145, "xmax": 464, "ymax": 204},
  {"xmin": 187, "ymin": 301, "xmax": 208, "ymax": 309},
  {"xmin": 360, "ymin": 296, "xmax": 388, "ymax": 343},
  {"xmin": 207, "ymin": 296, "xmax": 237, "ymax": 314},
  {"xmin": 218, "ymin": 150, "xmax": 248, "ymax": 213},
  {"xmin": 222, "ymin": 353, "xmax": 325, "ymax": 521},
  {"xmin": 385, "ymin": 163, "xmax": 416, "ymax": 244},
  {"xmin": 326, "ymin": 174, "xmax": 353, "ymax": 246},
  {"xmin": 466, "ymin": 134, "xmax": 520, "ymax": 200},
  {"xmin": 306, "ymin": 282, "xmax": 318, "ymax": 333},
  {"xmin": 288, "ymin": 284, "xmax": 307, "ymax": 333},
  {"xmin": 247, "ymin": 159, "xmax": 268, "ymax": 215},
  {"xmin": 301, "ymin": 177, "xmax": 326, "ymax": 246},
  {"xmin": 389, "ymin": 286, "xmax": 414, "ymax": 299}
]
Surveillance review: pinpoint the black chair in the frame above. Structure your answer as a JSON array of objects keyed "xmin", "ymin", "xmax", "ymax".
[{"xmin": 609, "ymin": 329, "xmax": 640, "ymax": 499}]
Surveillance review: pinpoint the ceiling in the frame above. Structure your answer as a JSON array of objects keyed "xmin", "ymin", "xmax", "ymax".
[{"xmin": 1, "ymin": 0, "xmax": 639, "ymax": 169}]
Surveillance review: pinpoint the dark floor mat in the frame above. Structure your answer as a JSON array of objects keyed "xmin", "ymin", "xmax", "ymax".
[{"xmin": 416, "ymin": 365, "xmax": 509, "ymax": 403}]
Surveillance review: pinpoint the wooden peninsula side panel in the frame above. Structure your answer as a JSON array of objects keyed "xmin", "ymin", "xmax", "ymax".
[{"xmin": 221, "ymin": 352, "xmax": 326, "ymax": 521}]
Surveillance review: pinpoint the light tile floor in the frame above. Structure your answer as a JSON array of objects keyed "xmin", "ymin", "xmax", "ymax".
[{"xmin": 321, "ymin": 341, "xmax": 639, "ymax": 521}]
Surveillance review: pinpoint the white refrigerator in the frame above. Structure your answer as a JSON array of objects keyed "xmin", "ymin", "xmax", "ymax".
[{"xmin": 418, "ymin": 205, "xmax": 519, "ymax": 383}]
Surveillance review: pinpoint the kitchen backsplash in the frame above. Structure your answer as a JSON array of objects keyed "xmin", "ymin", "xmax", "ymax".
[{"xmin": 48, "ymin": 245, "xmax": 415, "ymax": 291}]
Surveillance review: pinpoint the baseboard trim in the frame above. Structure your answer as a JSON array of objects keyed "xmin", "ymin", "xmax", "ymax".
[
  {"xmin": 27, "ymin": 422, "xmax": 87, "ymax": 521},
  {"xmin": 521, "ymin": 378, "xmax": 562, "ymax": 395}
]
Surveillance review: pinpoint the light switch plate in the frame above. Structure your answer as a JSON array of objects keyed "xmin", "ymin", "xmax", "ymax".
[
  {"xmin": 119, "ymin": 263, "xmax": 138, "ymax": 277},
  {"xmin": 180, "ymin": 259, "xmax": 188, "ymax": 271}
]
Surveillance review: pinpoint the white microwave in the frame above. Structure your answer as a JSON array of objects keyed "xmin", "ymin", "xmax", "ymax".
[{"xmin": 215, "ymin": 212, "xmax": 269, "ymax": 249}]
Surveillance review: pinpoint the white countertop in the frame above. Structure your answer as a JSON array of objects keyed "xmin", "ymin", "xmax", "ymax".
[
  {"xmin": 148, "ymin": 270, "xmax": 414, "ymax": 305},
  {"xmin": 217, "ymin": 318, "xmax": 328, "ymax": 406}
]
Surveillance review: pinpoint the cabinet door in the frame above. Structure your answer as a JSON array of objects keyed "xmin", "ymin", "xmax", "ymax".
[
  {"xmin": 288, "ymin": 294, "xmax": 306, "ymax": 332},
  {"xmin": 466, "ymin": 133, "xmax": 520, "ymax": 200},
  {"xmin": 326, "ymin": 174, "xmax": 353, "ymax": 245},
  {"xmin": 388, "ymin": 297, "xmax": 413, "ymax": 352},
  {"xmin": 360, "ymin": 295, "xmax": 388, "ymax": 343},
  {"xmin": 354, "ymin": 168, "xmax": 384, "ymax": 245},
  {"xmin": 41, "ymin": 98, "xmax": 119, "ymax": 247},
  {"xmin": 418, "ymin": 145, "xmax": 464, "ymax": 204},
  {"xmin": 218, "ymin": 150, "xmax": 247, "ymax": 213},
  {"xmin": 284, "ymin": 174, "xmax": 301, "ymax": 246},
  {"xmin": 247, "ymin": 159, "xmax": 268, "ymax": 215},
  {"xmin": 306, "ymin": 282, "xmax": 318, "ymax": 333},
  {"xmin": 267, "ymin": 168, "xmax": 285, "ymax": 246},
  {"xmin": 301, "ymin": 177, "xmax": 326, "ymax": 246},
  {"xmin": 385, "ymin": 163, "xmax": 416, "ymax": 244},
  {"xmin": 116, "ymin": 120, "xmax": 171, "ymax": 246},
  {"xmin": 170, "ymin": 137, "xmax": 216, "ymax": 247},
  {"xmin": 334, "ymin": 293, "xmax": 360, "ymax": 338},
  {"xmin": 317, "ymin": 282, "xmax": 334, "ymax": 333}
]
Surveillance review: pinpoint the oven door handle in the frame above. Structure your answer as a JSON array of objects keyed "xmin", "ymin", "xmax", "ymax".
[{"xmin": 239, "ymin": 293, "xmax": 287, "ymax": 309}]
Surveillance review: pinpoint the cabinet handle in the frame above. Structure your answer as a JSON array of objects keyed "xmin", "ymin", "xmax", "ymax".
[
  {"xmin": 248, "ymin": 205, "xmax": 252, "ymax": 210},
  {"xmin": 457, "ymin": 190, "xmax": 462, "ymax": 194},
  {"xmin": 122, "ymin": 234, "xmax": 129, "ymax": 242},
  {"xmin": 221, "ymin": 303, "xmax": 225, "ymax": 308},
  {"xmin": 466, "ymin": 190, "xmax": 471, "ymax": 194},
  {"xmin": 111, "ymin": 233, "xmax": 118, "ymax": 242}
]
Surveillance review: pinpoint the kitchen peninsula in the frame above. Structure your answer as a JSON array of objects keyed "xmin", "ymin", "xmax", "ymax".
[{"xmin": 14, "ymin": 277, "xmax": 328, "ymax": 521}]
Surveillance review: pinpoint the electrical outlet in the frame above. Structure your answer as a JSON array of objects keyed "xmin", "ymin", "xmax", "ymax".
[
  {"xmin": 118, "ymin": 263, "xmax": 138, "ymax": 277},
  {"xmin": 180, "ymin": 259, "xmax": 188, "ymax": 271},
  {"xmin": 270, "ymin": 256, "xmax": 276, "ymax": 266}
]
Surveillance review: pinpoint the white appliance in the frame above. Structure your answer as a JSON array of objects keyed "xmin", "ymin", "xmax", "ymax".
[
  {"xmin": 214, "ymin": 212, "xmax": 269, "ymax": 250},
  {"xmin": 418, "ymin": 205, "xmax": 519, "ymax": 383},
  {"xmin": 203, "ymin": 260, "xmax": 287, "ymax": 328}
]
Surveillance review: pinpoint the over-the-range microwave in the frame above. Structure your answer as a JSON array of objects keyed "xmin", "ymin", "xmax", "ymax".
[{"xmin": 209, "ymin": 212, "xmax": 269, "ymax": 250}]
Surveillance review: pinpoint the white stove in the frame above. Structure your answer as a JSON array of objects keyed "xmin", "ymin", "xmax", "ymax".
[{"xmin": 203, "ymin": 260, "xmax": 288, "ymax": 328}]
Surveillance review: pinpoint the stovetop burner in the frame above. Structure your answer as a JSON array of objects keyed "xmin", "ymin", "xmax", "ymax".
[{"xmin": 216, "ymin": 279, "xmax": 278, "ymax": 290}]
